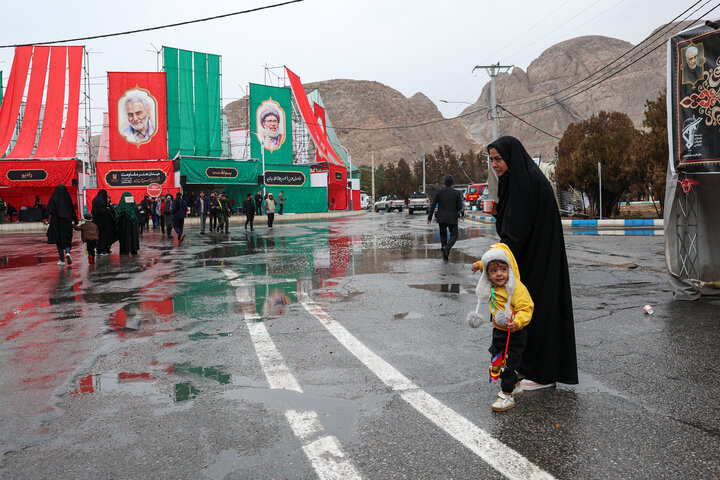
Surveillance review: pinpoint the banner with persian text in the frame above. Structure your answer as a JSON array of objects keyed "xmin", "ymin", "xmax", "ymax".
[
  {"xmin": 249, "ymin": 83, "xmax": 293, "ymax": 164},
  {"xmin": 96, "ymin": 161, "xmax": 174, "ymax": 191},
  {"xmin": 108, "ymin": 72, "xmax": 168, "ymax": 161},
  {"xmin": 670, "ymin": 25, "xmax": 720, "ymax": 173}
]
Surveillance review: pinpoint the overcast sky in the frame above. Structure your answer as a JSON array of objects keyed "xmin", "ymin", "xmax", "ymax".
[{"xmin": 0, "ymin": 0, "xmax": 711, "ymax": 130}]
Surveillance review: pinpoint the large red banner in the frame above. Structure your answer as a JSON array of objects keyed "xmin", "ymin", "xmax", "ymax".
[
  {"xmin": 0, "ymin": 160, "xmax": 76, "ymax": 187},
  {"xmin": 108, "ymin": 72, "xmax": 168, "ymax": 161}
]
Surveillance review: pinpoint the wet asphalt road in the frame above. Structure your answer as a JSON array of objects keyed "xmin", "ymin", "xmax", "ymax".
[{"xmin": 0, "ymin": 212, "xmax": 718, "ymax": 479}]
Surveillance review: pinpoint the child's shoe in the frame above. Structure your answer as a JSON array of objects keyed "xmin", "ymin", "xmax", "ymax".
[
  {"xmin": 491, "ymin": 392, "xmax": 515, "ymax": 412},
  {"xmin": 88, "ymin": 256, "xmax": 95, "ymax": 264},
  {"xmin": 510, "ymin": 384, "xmax": 524, "ymax": 397}
]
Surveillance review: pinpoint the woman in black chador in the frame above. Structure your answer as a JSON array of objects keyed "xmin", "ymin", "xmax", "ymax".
[
  {"xmin": 92, "ymin": 189, "xmax": 116, "ymax": 255},
  {"xmin": 486, "ymin": 136, "xmax": 578, "ymax": 390},
  {"xmin": 115, "ymin": 192, "xmax": 140, "ymax": 256},
  {"xmin": 46, "ymin": 184, "xmax": 78, "ymax": 265}
]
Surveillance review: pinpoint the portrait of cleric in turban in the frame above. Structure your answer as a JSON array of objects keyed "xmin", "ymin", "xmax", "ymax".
[
  {"xmin": 256, "ymin": 100, "xmax": 286, "ymax": 152},
  {"xmin": 681, "ymin": 43, "xmax": 705, "ymax": 86},
  {"xmin": 118, "ymin": 88, "xmax": 158, "ymax": 145}
]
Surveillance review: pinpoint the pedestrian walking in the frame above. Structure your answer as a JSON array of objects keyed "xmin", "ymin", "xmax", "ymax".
[
  {"xmin": 172, "ymin": 192, "xmax": 187, "ymax": 243},
  {"xmin": 218, "ymin": 193, "xmax": 232, "ymax": 234},
  {"xmin": 0, "ymin": 197, "xmax": 6, "ymax": 224},
  {"xmin": 255, "ymin": 190, "xmax": 263, "ymax": 215},
  {"xmin": 138, "ymin": 195, "xmax": 151, "ymax": 236},
  {"xmin": 265, "ymin": 193, "xmax": 276, "ymax": 228},
  {"xmin": 73, "ymin": 212, "xmax": 99, "ymax": 264},
  {"xmin": 427, "ymin": 174, "xmax": 462, "ymax": 261},
  {"xmin": 243, "ymin": 193, "xmax": 255, "ymax": 231},
  {"xmin": 486, "ymin": 135, "xmax": 578, "ymax": 389},
  {"xmin": 46, "ymin": 184, "xmax": 78, "ymax": 265},
  {"xmin": 116, "ymin": 192, "xmax": 140, "ymax": 256},
  {"xmin": 209, "ymin": 192, "xmax": 220, "ymax": 232},
  {"xmin": 151, "ymin": 197, "xmax": 160, "ymax": 229},
  {"xmin": 154, "ymin": 197, "xmax": 162, "ymax": 231},
  {"xmin": 92, "ymin": 189, "xmax": 116, "ymax": 255},
  {"xmin": 163, "ymin": 194, "xmax": 174, "ymax": 239},
  {"xmin": 278, "ymin": 190, "xmax": 286, "ymax": 214},
  {"xmin": 196, "ymin": 191, "xmax": 210, "ymax": 234},
  {"xmin": 468, "ymin": 243, "xmax": 533, "ymax": 412}
]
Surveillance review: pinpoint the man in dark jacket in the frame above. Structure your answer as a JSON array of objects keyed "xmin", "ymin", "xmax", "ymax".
[
  {"xmin": 195, "ymin": 191, "xmax": 210, "ymax": 234},
  {"xmin": 427, "ymin": 174, "xmax": 463, "ymax": 261},
  {"xmin": 243, "ymin": 193, "xmax": 255, "ymax": 231},
  {"xmin": 255, "ymin": 191, "xmax": 263, "ymax": 216},
  {"xmin": 172, "ymin": 192, "xmax": 187, "ymax": 243}
]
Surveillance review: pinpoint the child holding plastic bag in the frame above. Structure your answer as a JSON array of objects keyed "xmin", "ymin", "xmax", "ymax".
[{"xmin": 469, "ymin": 243, "xmax": 533, "ymax": 412}]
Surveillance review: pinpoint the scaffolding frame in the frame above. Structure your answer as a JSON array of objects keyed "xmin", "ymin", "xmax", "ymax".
[{"xmin": 676, "ymin": 174, "xmax": 700, "ymax": 280}]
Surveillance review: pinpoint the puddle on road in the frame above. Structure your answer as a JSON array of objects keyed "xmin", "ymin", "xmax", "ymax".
[
  {"xmin": 174, "ymin": 382, "xmax": 201, "ymax": 402},
  {"xmin": 173, "ymin": 364, "xmax": 231, "ymax": 385},
  {"xmin": 409, "ymin": 283, "xmax": 466, "ymax": 294}
]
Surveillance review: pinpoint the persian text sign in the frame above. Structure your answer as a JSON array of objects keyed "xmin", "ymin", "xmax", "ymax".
[
  {"xmin": 671, "ymin": 26, "xmax": 720, "ymax": 173},
  {"xmin": 206, "ymin": 167, "xmax": 238, "ymax": 179},
  {"xmin": 6, "ymin": 169, "xmax": 48, "ymax": 181},
  {"xmin": 96, "ymin": 161, "xmax": 174, "ymax": 190},
  {"xmin": 104, "ymin": 169, "xmax": 167, "ymax": 187},
  {"xmin": 263, "ymin": 170, "xmax": 306, "ymax": 187}
]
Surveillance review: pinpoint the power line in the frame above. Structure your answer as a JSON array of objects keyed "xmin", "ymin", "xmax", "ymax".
[
  {"xmin": 0, "ymin": 0, "xmax": 304, "ymax": 48},
  {"xmin": 498, "ymin": 106, "xmax": 561, "ymax": 139}
]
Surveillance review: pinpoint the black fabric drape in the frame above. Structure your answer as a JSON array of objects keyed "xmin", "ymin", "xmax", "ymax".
[
  {"xmin": 46, "ymin": 185, "xmax": 77, "ymax": 248},
  {"xmin": 92, "ymin": 190, "xmax": 116, "ymax": 251},
  {"xmin": 117, "ymin": 216, "xmax": 140, "ymax": 254},
  {"xmin": 489, "ymin": 136, "xmax": 578, "ymax": 385}
]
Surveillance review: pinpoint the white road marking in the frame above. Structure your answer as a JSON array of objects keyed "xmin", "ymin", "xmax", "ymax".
[
  {"xmin": 222, "ymin": 269, "xmax": 362, "ymax": 480},
  {"xmin": 300, "ymin": 294, "xmax": 555, "ymax": 480}
]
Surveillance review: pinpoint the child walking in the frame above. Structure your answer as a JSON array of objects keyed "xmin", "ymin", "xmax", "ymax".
[
  {"xmin": 73, "ymin": 213, "xmax": 99, "ymax": 264},
  {"xmin": 468, "ymin": 243, "xmax": 533, "ymax": 412}
]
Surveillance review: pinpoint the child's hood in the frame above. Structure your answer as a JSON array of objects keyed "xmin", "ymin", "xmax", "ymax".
[{"xmin": 475, "ymin": 243, "xmax": 521, "ymax": 312}]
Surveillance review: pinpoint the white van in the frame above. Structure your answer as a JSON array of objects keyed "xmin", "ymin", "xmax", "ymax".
[{"xmin": 360, "ymin": 193, "xmax": 371, "ymax": 210}]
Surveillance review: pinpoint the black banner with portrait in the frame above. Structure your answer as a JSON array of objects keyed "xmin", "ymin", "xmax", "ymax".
[{"xmin": 670, "ymin": 23, "xmax": 720, "ymax": 173}]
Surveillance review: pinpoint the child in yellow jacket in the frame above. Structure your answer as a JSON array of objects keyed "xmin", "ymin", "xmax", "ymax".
[{"xmin": 468, "ymin": 243, "xmax": 534, "ymax": 412}]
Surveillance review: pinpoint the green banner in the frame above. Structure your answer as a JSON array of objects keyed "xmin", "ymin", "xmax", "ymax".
[
  {"xmin": 249, "ymin": 83, "xmax": 293, "ymax": 165},
  {"xmin": 181, "ymin": 158, "xmax": 261, "ymax": 185},
  {"xmin": 163, "ymin": 46, "xmax": 223, "ymax": 158}
]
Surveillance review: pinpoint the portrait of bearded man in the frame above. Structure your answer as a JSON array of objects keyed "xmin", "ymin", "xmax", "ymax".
[
  {"xmin": 257, "ymin": 102, "xmax": 285, "ymax": 151},
  {"xmin": 119, "ymin": 90, "xmax": 157, "ymax": 145}
]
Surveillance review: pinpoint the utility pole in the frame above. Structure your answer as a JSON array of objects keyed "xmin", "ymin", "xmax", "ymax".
[
  {"xmin": 422, "ymin": 153, "xmax": 426, "ymax": 194},
  {"xmin": 371, "ymin": 152, "xmax": 375, "ymax": 207},
  {"xmin": 473, "ymin": 62, "xmax": 512, "ymax": 203}
]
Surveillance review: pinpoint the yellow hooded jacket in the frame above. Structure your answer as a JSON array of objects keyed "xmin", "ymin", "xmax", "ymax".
[{"xmin": 472, "ymin": 243, "xmax": 533, "ymax": 331}]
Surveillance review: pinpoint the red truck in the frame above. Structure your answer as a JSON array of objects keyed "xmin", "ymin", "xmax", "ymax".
[{"xmin": 465, "ymin": 183, "xmax": 488, "ymax": 203}]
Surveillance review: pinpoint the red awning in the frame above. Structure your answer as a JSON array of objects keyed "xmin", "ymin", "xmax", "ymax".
[{"xmin": 0, "ymin": 159, "xmax": 77, "ymax": 187}]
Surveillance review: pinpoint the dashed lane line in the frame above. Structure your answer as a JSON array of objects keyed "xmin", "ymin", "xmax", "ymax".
[
  {"xmin": 222, "ymin": 269, "xmax": 362, "ymax": 480},
  {"xmin": 300, "ymin": 294, "xmax": 555, "ymax": 480}
]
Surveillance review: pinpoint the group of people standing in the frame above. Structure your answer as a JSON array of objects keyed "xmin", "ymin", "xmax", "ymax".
[{"xmin": 429, "ymin": 136, "xmax": 578, "ymax": 413}]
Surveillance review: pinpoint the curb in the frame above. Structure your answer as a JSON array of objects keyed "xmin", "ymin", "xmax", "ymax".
[
  {"xmin": 563, "ymin": 219, "xmax": 663, "ymax": 228},
  {"xmin": 0, "ymin": 210, "xmax": 367, "ymax": 234}
]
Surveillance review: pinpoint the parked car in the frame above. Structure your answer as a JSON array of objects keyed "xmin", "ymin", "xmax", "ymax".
[
  {"xmin": 360, "ymin": 193, "xmax": 371, "ymax": 210},
  {"xmin": 374, "ymin": 195, "xmax": 405, "ymax": 212},
  {"xmin": 407, "ymin": 192, "xmax": 430, "ymax": 214}
]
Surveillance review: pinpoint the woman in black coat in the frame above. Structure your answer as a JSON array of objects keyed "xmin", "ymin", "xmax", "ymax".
[
  {"xmin": 115, "ymin": 192, "xmax": 140, "ymax": 255},
  {"xmin": 92, "ymin": 189, "xmax": 116, "ymax": 255},
  {"xmin": 46, "ymin": 184, "xmax": 78, "ymax": 265},
  {"xmin": 487, "ymin": 136, "xmax": 578, "ymax": 389}
]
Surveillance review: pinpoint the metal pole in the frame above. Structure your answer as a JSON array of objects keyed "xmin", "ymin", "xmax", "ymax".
[
  {"xmin": 422, "ymin": 153, "xmax": 426, "ymax": 194},
  {"xmin": 598, "ymin": 162, "xmax": 602, "ymax": 219},
  {"xmin": 261, "ymin": 145, "xmax": 266, "ymax": 198},
  {"xmin": 349, "ymin": 152, "xmax": 353, "ymax": 210},
  {"xmin": 371, "ymin": 152, "xmax": 375, "ymax": 208},
  {"xmin": 473, "ymin": 63, "xmax": 512, "ymax": 204}
]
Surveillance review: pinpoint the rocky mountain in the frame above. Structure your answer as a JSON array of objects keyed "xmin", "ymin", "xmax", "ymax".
[
  {"xmin": 224, "ymin": 80, "xmax": 480, "ymax": 166},
  {"xmin": 224, "ymin": 22, "xmax": 692, "ymax": 167}
]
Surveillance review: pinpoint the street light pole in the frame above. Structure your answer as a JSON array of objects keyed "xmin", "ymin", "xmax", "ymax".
[
  {"xmin": 371, "ymin": 151, "xmax": 375, "ymax": 208},
  {"xmin": 250, "ymin": 132, "xmax": 266, "ymax": 198},
  {"xmin": 422, "ymin": 153, "xmax": 426, "ymax": 194}
]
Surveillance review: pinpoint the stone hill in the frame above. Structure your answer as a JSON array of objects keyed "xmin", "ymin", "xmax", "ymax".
[
  {"xmin": 223, "ymin": 80, "xmax": 479, "ymax": 166},
  {"xmin": 223, "ymin": 22, "xmax": 692, "ymax": 167}
]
